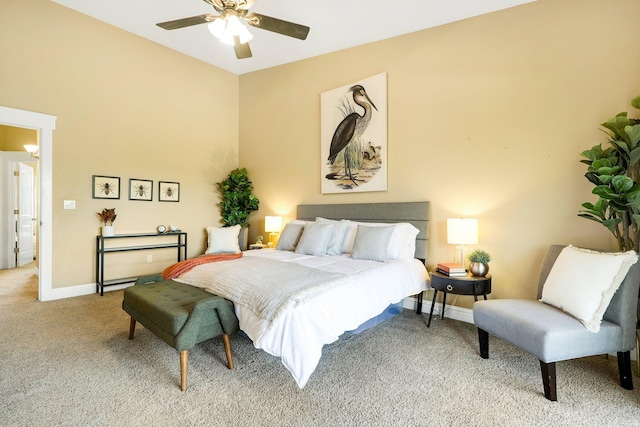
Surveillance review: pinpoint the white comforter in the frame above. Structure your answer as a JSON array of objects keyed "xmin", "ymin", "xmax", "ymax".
[{"xmin": 175, "ymin": 249, "xmax": 428, "ymax": 388}]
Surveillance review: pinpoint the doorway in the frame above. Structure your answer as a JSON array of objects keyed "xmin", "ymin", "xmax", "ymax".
[
  {"xmin": 0, "ymin": 106, "xmax": 56, "ymax": 301},
  {"xmin": 1, "ymin": 154, "xmax": 37, "ymax": 269},
  {"xmin": 16, "ymin": 161, "xmax": 36, "ymax": 267}
]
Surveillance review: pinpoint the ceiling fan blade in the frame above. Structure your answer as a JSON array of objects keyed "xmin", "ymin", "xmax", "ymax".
[
  {"xmin": 156, "ymin": 14, "xmax": 215, "ymax": 30},
  {"xmin": 246, "ymin": 13, "xmax": 309, "ymax": 40},
  {"xmin": 234, "ymin": 37, "xmax": 252, "ymax": 59}
]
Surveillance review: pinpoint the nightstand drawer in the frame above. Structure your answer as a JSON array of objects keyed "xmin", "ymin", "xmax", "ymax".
[
  {"xmin": 430, "ymin": 273, "xmax": 491, "ymax": 296},
  {"xmin": 431, "ymin": 277, "xmax": 490, "ymax": 295}
]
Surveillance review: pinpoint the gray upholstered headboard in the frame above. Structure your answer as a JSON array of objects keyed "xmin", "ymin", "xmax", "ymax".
[{"xmin": 297, "ymin": 202, "xmax": 430, "ymax": 261}]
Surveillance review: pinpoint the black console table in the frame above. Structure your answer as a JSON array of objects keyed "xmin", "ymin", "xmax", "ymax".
[{"xmin": 95, "ymin": 232, "xmax": 187, "ymax": 295}]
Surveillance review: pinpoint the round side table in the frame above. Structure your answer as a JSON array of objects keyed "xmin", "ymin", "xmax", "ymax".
[{"xmin": 427, "ymin": 271, "xmax": 492, "ymax": 327}]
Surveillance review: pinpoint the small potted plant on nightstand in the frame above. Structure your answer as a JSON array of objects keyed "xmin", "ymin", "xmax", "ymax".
[{"xmin": 468, "ymin": 249, "xmax": 491, "ymax": 277}]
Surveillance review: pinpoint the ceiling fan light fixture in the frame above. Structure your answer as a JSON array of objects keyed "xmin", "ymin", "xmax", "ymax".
[
  {"xmin": 207, "ymin": 18, "xmax": 226, "ymax": 38},
  {"xmin": 212, "ymin": 15, "xmax": 253, "ymax": 46}
]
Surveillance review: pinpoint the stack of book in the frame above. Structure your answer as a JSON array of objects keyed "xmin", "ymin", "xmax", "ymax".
[{"xmin": 436, "ymin": 263, "xmax": 467, "ymax": 277}]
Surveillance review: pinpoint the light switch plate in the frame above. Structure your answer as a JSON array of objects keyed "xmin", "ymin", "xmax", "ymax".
[{"xmin": 63, "ymin": 200, "xmax": 76, "ymax": 210}]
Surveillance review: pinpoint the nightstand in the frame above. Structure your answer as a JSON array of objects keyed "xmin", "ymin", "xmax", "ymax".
[
  {"xmin": 427, "ymin": 270, "xmax": 492, "ymax": 327},
  {"xmin": 248, "ymin": 243, "xmax": 267, "ymax": 250}
]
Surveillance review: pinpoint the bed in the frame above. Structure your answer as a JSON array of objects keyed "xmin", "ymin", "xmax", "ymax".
[{"xmin": 174, "ymin": 202, "xmax": 430, "ymax": 388}]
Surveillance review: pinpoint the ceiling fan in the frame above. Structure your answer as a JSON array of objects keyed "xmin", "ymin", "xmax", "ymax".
[{"xmin": 156, "ymin": 0, "xmax": 310, "ymax": 60}]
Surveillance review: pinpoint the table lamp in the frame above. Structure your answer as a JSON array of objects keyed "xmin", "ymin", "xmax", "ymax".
[
  {"xmin": 265, "ymin": 216, "xmax": 283, "ymax": 247},
  {"xmin": 447, "ymin": 218, "xmax": 478, "ymax": 267}
]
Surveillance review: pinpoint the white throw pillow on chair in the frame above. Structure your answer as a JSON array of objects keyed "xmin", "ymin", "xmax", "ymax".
[{"xmin": 540, "ymin": 245, "xmax": 638, "ymax": 332}]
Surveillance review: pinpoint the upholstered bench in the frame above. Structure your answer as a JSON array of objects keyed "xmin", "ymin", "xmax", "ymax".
[{"xmin": 122, "ymin": 274, "xmax": 239, "ymax": 391}]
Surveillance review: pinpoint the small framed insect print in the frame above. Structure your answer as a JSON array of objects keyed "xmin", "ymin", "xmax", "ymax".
[
  {"xmin": 159, "ymin": 181, "xmax": 180, "ymax": 202},
  {"xmin": 129, "ymin": 178, "xmax": 153, "ymax": 201},
  {"xmin": 92, "ymin": 175, "xmax": 120, "ymax": 199}
]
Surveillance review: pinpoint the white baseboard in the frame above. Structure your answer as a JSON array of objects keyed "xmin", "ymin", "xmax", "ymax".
[
  {"xmin": 40, "ymin": 281, "xmax": 133, "ymax": 301},
  {"xmin": 402, "ymin": 295, "xmax": 474, "ymax": 324}
]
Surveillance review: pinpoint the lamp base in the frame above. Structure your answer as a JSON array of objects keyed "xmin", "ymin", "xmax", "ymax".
[{"xmin": 456, "ymin": 245, "xmax": 467, "ymax": 269}]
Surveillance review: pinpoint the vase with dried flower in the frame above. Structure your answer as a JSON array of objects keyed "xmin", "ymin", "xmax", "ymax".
[{"xmin": 97, "ymin": 208, "xmax": 117, "ymax": 236}]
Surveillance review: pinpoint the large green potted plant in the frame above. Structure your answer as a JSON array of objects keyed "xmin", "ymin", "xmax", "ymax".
[
  {"xmin": 578, "ymin": 94, "xmax": 640, "ymax": 327},
  {"xmin": 216, "ymin": 167, "xmax": 259, "ymax": 250},
  {"xmin": 578, "ymin": 95, "xmax": 640, "ymax": 252}
]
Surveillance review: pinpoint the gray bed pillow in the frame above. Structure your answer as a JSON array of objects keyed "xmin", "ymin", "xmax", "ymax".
[
  {"xmin": 351, "ymin": 225, "xmax": 395, "ymax": 262},
  {"xmin": 294, "ymin": 222, "xmax": 335, "ymax": 256},
  {"xmin": 276, "ymin": 223, "xmax": 305, "ymax": 251},
  {"xmin": 316, "ymin": 217, "xmax": 350, "ymax": 255}
]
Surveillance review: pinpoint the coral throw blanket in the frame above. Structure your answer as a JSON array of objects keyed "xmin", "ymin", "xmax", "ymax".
[{"xmin": 162, "ymin": 253, "xmax": 242, "ymax": 280}]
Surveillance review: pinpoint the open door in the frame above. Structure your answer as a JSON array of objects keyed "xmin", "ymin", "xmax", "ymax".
[{"xmin": 16, "ymin": 162, "xmax": 35, "ymax": 266}]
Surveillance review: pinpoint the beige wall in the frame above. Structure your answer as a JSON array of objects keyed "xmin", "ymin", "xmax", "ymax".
[
  {"xmin": 1, "ymin": 0, "xmax": 239, "ymax": 288},
  {"xmin": 239, "ymin": 0, "xmax": 640, "ymax": 305},
  {"xmin": 3, "ymin": 0, "xmax": 640, "ymax": 303}
]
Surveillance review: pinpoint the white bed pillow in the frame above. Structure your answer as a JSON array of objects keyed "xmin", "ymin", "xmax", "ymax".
[
  {"xmin": 205, "ymin": 225, "xmax": 241, "ymax": 254},
  {"xmin": 343, "ymin": 221, "xmax": 419, "ymax": 259},
  {"xmin": 351, "ymin": 225, "xmax": 396, "ymax": 262},
  {"xmin": 276, "ymin": 222, "xmax": 306, "ymax": 251},
  {"xmin": 316, "ymin": 217, "xmax": 351, "ymax": 255},
  {"xmin": 294, "ymin": 222, "xmax": 335, "ymax": 256},
  {"xmin": 540, "ymin": 245, "xmax": 638, "ymax": 332}
]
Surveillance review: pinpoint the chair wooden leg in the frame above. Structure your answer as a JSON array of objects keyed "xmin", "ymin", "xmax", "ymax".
[
  {"xmin": 617, "ymin": 351, "xmax": 634, "ymax": 390},
  {"xmin": 180, "ymin": 350, "xmax": 188, "ymax": 391},
  {"xmin": 636, "ymin": 330, "xmax": 640, "ymax": 378},
  {"xmin": 478, "ymin": 328, "xmax": 489, "ymax": 359},
  {"xmin": 222, "ymin": 333, "xmax": 234, "ymax": 370},
  {"xmin": 540, "ymin": 360, "xmax": 557, "ymax": 401},
  {"xmin": 128, "ymin": 317, "xmax": 136, "ymax": 340}
]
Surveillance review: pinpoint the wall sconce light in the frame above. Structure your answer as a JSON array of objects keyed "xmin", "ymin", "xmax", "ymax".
[
  {"xmin": 23, "ymin": 144, "xmax": 39, "ymax": 159},
  {"xmin": 447, "ymin": 218, "xmax": 478, "ymax": 266},
  {"xmin": 265, "ymin": 216, "xmax": 283, "ymax": 248}
]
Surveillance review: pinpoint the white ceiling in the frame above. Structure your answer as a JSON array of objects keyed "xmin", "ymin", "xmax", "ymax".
[{"xmin": 52, "ymin": 0, "xmax": 535, "ymax": 75}]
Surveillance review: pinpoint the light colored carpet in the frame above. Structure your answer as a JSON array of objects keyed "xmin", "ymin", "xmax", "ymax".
[{"xmin": 2, "ymin": 267, "xmax": 639, "ymax": 426}]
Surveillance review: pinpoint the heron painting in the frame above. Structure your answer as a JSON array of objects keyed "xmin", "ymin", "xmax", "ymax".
[{"xmin": 321, "ymin": 73, "xmax": 387, "ymax": 193}]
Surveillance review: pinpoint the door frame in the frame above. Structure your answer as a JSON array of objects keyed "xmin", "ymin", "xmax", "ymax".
[{"xmin": 0, "ymin": 106, "xmax": 56, "ymax": 301}]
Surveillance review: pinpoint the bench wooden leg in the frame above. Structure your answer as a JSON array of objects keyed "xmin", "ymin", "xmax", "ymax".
[
  {"xmin": 222, "ymin": 333, "xmax": 234, "ymax": 370},
  {"xmin": 128, "ymin": 317, "xmax": 136, "ymax": 340},
  {"xmin": 180, "ymin": 350, "xmax": 188, "ymax": 391}
]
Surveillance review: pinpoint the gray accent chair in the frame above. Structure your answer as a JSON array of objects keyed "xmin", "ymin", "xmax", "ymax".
[{"xmin": 473, "ymin": 245, "xmax": 640, "ymax": 401}]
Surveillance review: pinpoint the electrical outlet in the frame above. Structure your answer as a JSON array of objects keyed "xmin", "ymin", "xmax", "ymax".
[
  {"xmin": 63, "ymin": 200, "xmax": 76, "ymax": 210},
  {"xmin": 147, "ymin": 255, "xmax": 152, "ymax": 263}
]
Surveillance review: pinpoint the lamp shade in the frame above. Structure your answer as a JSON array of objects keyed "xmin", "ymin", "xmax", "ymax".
[
  {"xmin": 447, "ymin": 218, "xmax": 478, "ymax": 245},
  {"xmin": 24, "ymin": 144, "xmax": 39, "ymax": 156},
  {"xmin": 265, "ymin": 216, "xmax": 283, "ymax": 233}
]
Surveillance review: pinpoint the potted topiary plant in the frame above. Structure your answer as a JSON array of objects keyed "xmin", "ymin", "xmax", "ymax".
[
  {"xmin": 216, "ymin": 167, "xmax": 260, "ymax": 250},
  {"xmin": 468, "ymin": 249, "xmax": 491, "ymax": 277},
  {"xmin": 97, "ymin": 208, "xmax": 117, "ymax": 236}
]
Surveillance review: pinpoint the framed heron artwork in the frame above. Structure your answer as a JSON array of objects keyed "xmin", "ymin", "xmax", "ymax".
[{"xmin": 321, "ymin": 72, "xmax": 387, "ymax": 193}]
